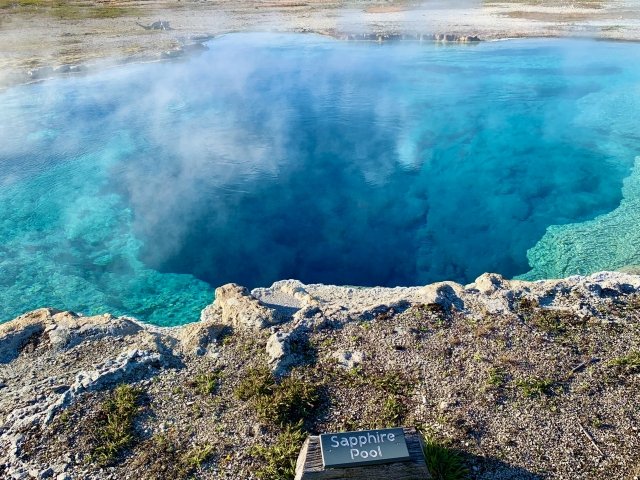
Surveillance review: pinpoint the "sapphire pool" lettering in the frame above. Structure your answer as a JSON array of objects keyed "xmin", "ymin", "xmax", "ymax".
[{"xmin": 319, "ymin": 427, "xmax": 411, "ymax": 468}]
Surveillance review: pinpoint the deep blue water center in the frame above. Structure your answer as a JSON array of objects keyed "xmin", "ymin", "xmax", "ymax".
[{"xmin": 1, "ymin": 34, "xmax": 640, "ymax": 325}]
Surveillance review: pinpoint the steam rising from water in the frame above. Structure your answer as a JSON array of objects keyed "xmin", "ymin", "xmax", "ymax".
[{"xmin": 0, "ymin": 34, "xmax": 639, "ymax": 325}]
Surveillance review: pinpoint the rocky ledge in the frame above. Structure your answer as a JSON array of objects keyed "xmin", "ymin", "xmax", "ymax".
[{"xmin": 1, "ymin": 272, "xmax": 639, "ymax": 479}]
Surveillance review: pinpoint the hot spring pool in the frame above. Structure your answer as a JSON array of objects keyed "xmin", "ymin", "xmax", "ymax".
[{"xmin": 1, "ymin": 34, "xmax": 639, "ymax": 325}]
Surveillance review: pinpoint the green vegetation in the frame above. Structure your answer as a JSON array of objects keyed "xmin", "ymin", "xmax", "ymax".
[
  {"xmin": 182, "ymin": 443, "xmax": 216, "ymax": 471},
  {"xmin": 254, "ymin": 375, "xmax": 320, "ymax": 427},
  {"xmin": 134, "ymin": 433, "xmax": 215, "ymax": 479},
  {"xmin": 235, "ymin": 366, "xmax": 320, "ymax": 427},
  {"xmin": 371, "ymin": 370, "xmax": 406, "ymax": 395},
  {"xmin": 337, "ymin": 367, "xmax": 415, "ymax": 429},
  {"xmin": 422, "ymin": 435, "xmax": 469, "ymax": 480},
  {"xmin": 91, "ymin": 384, "xmax": 143, "ymax": 465},
  {"xmin": 517, "ymin": 297, "xmax": 585, "ymax": 334},
  {"xmin": 0, "ymin": 0, "xmax": 47, "ymax": 8},
  {"xmin": 410, "ymin": 303, "xmax": 446, "ymax": 324},
  {"xmin": 532, "ymin": 310, "xmax": 584, "ymax": 335},
  {"xmin": 380, "ymin": 394, "xmax": 406, "ymax": 427},
  {"xmin": 190, "ymin": 370, "xmax": 222, "ymax": 395},
  {"xmin": 373, "ymin": 371, "xmax": 412, "ymax": 427},
  {"xmin": 516, "ymin": 297, "xmax": 537, "ymax": 312},
  {"xmin": 56, "ymin": 409, "xmax": 70, "ymax": 425},
  {"xmin": 515, "ymin": 377, "xmax": 555, "ymax": 398},
  {"xmin": 251, "ymin": 423, "xmax": 306, "ymax": 480},
  {"xmin": 236, "ymin": 367, "xmax": 318, "ymax": 478},
  {"xmin": 627, "ymin": 294, "xmax": 640, "ymax": 310},
  {"xmin": 485, "ymin": 367, "xmax": 508, "ymax": 389},
  {"xmin": 358, "ymin": 370, "xmax": 410, "ymax": 426},
  {"xmin": 235, "ymin": 366, "xmax": 276, "ymax": 401},
  {"xmin": 608, "ymin": 350, "xmax": 640, "ymax": 374}
]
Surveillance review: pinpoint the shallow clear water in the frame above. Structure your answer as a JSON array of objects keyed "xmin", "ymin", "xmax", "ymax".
[{"xmin": 1, "ymin": 34, "xmax": 639, "ymax": 325}]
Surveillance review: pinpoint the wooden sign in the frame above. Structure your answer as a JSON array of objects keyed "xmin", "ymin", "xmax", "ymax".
[
  {"xmin": 319, "ymin": 427, "xmax": 411, "ymax": 467},
  {"xmin": 295, "ymin": 427, "xmax": 431, "ymax": 480}
]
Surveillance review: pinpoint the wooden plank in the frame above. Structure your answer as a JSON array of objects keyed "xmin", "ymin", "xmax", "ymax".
[{"xmin": 295, "ymin": 427, "xmax": 431, "ymax": 480}]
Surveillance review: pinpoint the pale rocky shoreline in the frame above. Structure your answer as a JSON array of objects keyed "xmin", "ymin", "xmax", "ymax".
[
  {"xmin": 1, "ymin": 272, "xmax": 639, "ymax": 479},
  {"xmin": 2, "ymin": 0, "xmax": 640, "ymax": 88}
]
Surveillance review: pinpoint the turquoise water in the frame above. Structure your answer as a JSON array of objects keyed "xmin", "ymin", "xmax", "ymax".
[{"xmin": 1, "ymin": 34, "xmax": 639, "ymax": 325}]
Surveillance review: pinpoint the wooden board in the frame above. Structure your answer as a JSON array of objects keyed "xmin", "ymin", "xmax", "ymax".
[{"xmin": 294, "ymin": 427, "xmax": 431, "ymax": 480}]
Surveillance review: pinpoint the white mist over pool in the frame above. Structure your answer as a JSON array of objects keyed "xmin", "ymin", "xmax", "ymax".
[{"xmin": 1, "ymin": 34, "xmax": 639, "ymax": 325}]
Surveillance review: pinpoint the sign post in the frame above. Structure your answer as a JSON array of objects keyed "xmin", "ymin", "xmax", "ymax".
[{"xmin": 294, "ymin": 426, "xmax": 431, "ymax": 480}]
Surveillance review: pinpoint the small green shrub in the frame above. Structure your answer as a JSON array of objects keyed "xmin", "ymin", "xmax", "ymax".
[
  {"xmin": 337, "ymin": 368, "xmax": 414, "ymax": 429},
  {"xmin": 517, "ymin": 297, "xmax": 537, "ymax": 312},
  {"xmin": 422, "ymin": 436, "xmax": 469, "ymax": 480},
  {"xmin": 627, "ymin": 295, "xmax": 640, "ymax": 310},
  {"xmin": 252, "ymin": 423, "xmax": 306, "ymax": 480},
  {"xmin": 56, "ymin": 410, "xmax": 70, "ymax": 425},
  {"xmin": 235, "ymin": 366, "xmax": 276, "ymax": 401},
  {"xmin": 486, "ymin": 367, "xmax": 508, "ymax": 389},
  {"xmin": 190, "ymin": 370, "xmax": 222, "ymax": 395},
  {"xmin": 133, "ymin": 433, "xmax": 215, "ymax": 479},
  {"xmin": 91, "ymin": 384, "xmax": 143, "ymax": 465},
  {"xmin": 372, "ymin": 371, "xmax": 407, "ymax": 395},
  {"xmin": 608, "ymin": 351, "xmax": 640, "ymax": 374},
  {"xmin": 236, "ymin": 367, "xmax": 320, "ymax": 427},
  {"xmin": 182, "ymin": 443, "xmax": 215, "ymax": 470},
  {"xmin": 410, "ymin": 303, "xmax": 447, "ymax": 327},
  {"xmin": 416, "ymin": 303, "xmax": 446, "ymax": 315},
  {"xmin": 517, "ymin": 297, "xmax": 585, "ymax": 334},
  {"xmin": 379, "ymin": 394, "xmax": 406, "ymax": 427},
  {"xmin": 533, "ymin": 310, "xmax": 583, "ymax": 334},
  {"xmin": 255, "ymin": 375, "xmax": 320, "ymax": 427},
  {"xmin": 515, "ymin": 377, "xmax": 555, "ymax": 398}
]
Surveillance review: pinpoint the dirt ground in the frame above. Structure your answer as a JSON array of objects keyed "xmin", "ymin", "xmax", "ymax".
[{"xmin": 0, "ymin": 0, "xmax": 639, "ymax": 87}]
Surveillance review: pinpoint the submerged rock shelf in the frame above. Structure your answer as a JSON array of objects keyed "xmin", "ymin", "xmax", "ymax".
[
  {"xmin": 522, "ymin": 156, "xmax": 640, "ymax": 280},
  {"xmin": 1, "ymin": 271, "xmax": 639, "ymax": 479}
]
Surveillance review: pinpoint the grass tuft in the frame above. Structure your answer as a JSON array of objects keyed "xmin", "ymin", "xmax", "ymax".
[
  {"xmin": 235, "ymin": 366, "xmax": 276, "ymax": 401},
  {"xmin": 422, "ymin": 435, "xmax": 469, "ymax": 480},
  {"xmin": 190, "ymin": 370, "xmax": 222, "ymax": 395},
  {"xmin": 251, "ymin": 422, "xmax": 306, "ymax": 480},
  {"xmin": 254, "ymin": 374, "xmax": 320, "ymax": 427},
  {"xmin": 379, "ymin": 394, "xmax": 406, "ymax": 427},
  {"xmin": 235, "ymin": 366, "xmax": 320, "ymax": 427},
  {"xmin": 486, "ymin": 367, "xmax": 508, "ymax": 389},
  {"xmin": 515, "ymin": 377, "xmax": 555, "ymax": 398},
  {"xmin": 133, "ymin": 433, "xmax": 215, "ymax": 479},
  {"xmin": 371, "ymin": 371, "xmax": 407, "ymax": 395},
  {"xmin": 608, "ymin": 350, "xmax": 640, "ymax": 374},
  {"xmin": 517, "ymin": 297, "xmax": 585, "ymax": 334},
  {"xmin": 91, "ymin": 384, "xmax": 143, "ymax": 465},
  {"xmin": 182, "ymin": 443, "xmax": 216, "ymax": 471}
]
